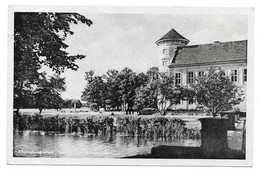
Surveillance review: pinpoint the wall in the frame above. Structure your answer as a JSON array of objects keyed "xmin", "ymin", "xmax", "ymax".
[
  {"xmin": 169, "ymin": 62, "xmax": 247, "ymax": 111},
  {"xmin": 158, "ymin": 41, "xmax": 187, "ymax": 73}
]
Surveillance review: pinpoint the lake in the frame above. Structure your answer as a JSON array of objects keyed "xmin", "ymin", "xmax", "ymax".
[{"xmin": 13, "ymin": 131, "xmax": 201, "ymax": 158}]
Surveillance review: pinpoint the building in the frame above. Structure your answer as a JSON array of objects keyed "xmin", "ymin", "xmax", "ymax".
[{"xmin": 156, "ymin": 29, "xmax": 247, "ymax": 111}]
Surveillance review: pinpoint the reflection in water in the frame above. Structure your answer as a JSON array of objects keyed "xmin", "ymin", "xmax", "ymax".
[{"xmin": 14, "ymin": 131, "xmax": 201, "ymax": 158}]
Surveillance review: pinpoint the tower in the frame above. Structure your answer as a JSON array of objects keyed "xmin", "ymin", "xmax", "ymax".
[{"xmin": 155, "ymin": 29, "xmax": 189, "ymax": 73}]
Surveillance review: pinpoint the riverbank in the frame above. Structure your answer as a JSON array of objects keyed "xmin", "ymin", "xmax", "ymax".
[
  {"xmin": 126, "ymin": 119, "xmax": 246, "ymax": 159},
  {"xmin": 16, "ymin": 108, "xmax": 210, "ymax": 120},
  {"xmin": 13, "ymin": 110, "xmax": 203, "ymax": 158},
  {"xmin": 14, "ymin": 112, "xmax": 202, "ymax": 140}
]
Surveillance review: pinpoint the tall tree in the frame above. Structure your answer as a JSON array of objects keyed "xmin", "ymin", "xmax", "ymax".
[
  {"xmin": 103, "ymin": 70, "xmax": 121, "ymax": 110},
  {"xmin": 191, "ymin": 67, "xmax": 243, "ymax": 117},
  {"xmin": 156, "ymin": 74, "xmax": 183, "ymax": 115},
  {"xmin": 118, "ymin": 68, "xmax": 138, "ymax": 114},
  {"xmin": 134, "ymin": 81, "xmax": 158, "ymax": 111},
  {"xmin": 14, "ymin": 12, "xmax": 92, "ymax": 113},
  {"xmin": 81, "ymin": 71, "xmax": 107, "ymax": 111},
  {"xmin": 146, "ymin": 67, "xmax": 160, "ymax": 82},
  {"xmin": 134, "ymin": 71, "xmax": 184, "ymax": 115},
  {"xmin": 33, "ymin": 75, "xmax": 66, "ymax": 114}
]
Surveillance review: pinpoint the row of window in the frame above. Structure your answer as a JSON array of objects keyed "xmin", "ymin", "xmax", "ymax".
[{"xmin": 174, "ymin": 69, "xmax": 247, "ymax": 85}]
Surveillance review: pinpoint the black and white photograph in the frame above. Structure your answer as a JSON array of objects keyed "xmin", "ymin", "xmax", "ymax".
[{"xmin": 7, "ymin": 6, "xmax": 254, "ymax": 166}]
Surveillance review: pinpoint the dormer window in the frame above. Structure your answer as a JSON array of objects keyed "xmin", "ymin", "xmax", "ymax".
[{"xmin": 163, "ymin": 49, "xmax": 169, "ymax": 55}]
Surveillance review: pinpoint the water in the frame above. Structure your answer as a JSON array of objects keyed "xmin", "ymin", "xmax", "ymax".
[{"xmin": 14, "ymin": 131, "xmax": 201, "ymax": 158}]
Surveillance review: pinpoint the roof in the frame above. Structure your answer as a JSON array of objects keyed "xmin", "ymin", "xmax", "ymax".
[
  {"xmin": 156, "ymin": 29, "xmax": 189, "ymax": 45},
  {"xmin": 170, "ymin": 40, "xmax": 247, "ymax": 67}
]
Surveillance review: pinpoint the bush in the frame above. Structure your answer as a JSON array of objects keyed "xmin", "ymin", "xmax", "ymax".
[
  {"xmin": 139, "ymin": 108, "xmax": 158, "ymax": 115},
  {"xmin": 14, "ymin": 114, "xmax": 201, "ymax": 140}
]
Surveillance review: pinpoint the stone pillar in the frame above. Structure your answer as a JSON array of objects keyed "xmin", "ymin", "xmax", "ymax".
[
  {"xmin": 238, "ymin": 67, "xmax": 244, "ymax": 86},
  {"xmin": 182, "ymin": 70, "xmax": 189, "ymax": 110},
  {"xmin": 220, "ymin": 111, "xmax": 239, "ymax": 130},
  {"xmin": 182, "ymin": 70, "xmax": 187, "ymax": 86},
  {"xmin": 199, "ymin": 118, "xmax": 229, "ymax": 156}
]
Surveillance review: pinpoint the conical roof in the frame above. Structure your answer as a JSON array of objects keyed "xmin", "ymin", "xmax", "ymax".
[{"xmin": 156, "ymin": 29, "xmax": 189, "ymax": 45}]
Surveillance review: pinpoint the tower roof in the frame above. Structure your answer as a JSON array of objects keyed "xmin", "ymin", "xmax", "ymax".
[{"xmin": 156, "ymin": 29, "xmax": 189, "ymax": 45}]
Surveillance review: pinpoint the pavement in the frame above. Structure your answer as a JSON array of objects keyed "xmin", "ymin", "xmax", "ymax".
[{"xmin": 227, "ymin": 119, "xmax": 246, "ymax": 151}]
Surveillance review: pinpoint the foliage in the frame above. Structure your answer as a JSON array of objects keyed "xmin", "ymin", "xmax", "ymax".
[
  {"xmin": 102, "ymin": 70, "xmax": 121, "ymax": 109},
  {"xmin": 82, "ymin": 67, "xmax": 201, "ymax": 115},
  {"xmin": 81, "ymin": 70, "xmax": 107, "ymax": 111},
  {"xmin": 81, "ymin": 68, "xmax": 149, "ymax": 113},
  {"xmin": 146, "ymin": 67, "xmax": 160, "ymax": 82},
  {"xmin": 191, "ymin": 67, "xmax": 243, "ymax": 117},
  {"xmin": 134, "ymin": 81, "xmax": 159, "ymax": 111},
  {"xmin": 33, "ymin": 75, "xmax": 66, "ymax": 114},
  {"xmin": 63, "ymin": 99, "xmax": 82, "ymax": 108},
  {"xmin": 134, "ymin": 71, "xmax": 184, "ymax": 115},
  {"xmin": 14, "ymin": 12, "xmax": 92, "ymax": 112},
  {"xmin": 14, "ymin": 114, "xmax": 201, "ymax": 140},
  {"xmin": 156, "ymin": 74, "xmax": 184, "ymax": 115},
  {"xmin": 117, "ymin": 68, "xmax": 138, "ymax": 113}
]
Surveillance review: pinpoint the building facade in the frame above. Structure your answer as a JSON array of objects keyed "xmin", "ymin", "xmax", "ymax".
[{"xmin": 156, "ymin": 29, "xmax": 247, "ymax": 111}]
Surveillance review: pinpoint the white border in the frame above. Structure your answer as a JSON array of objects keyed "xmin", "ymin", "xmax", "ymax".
[{"xmin": 7, "ymin": 6, "xmax": 254, "ymax": 166}]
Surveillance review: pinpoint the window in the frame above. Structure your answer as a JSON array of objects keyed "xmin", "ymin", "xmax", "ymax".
[
  {"xmin": 244, "ymin": 69, "xmax": 247, "ymax": 82},
  {"xmin": 188, "ymin": 72, "xmax": 194, "ymax": 84},
  {"xmin": 198, "ymin": 71, "xmax": 204, "ymax": 77},
  {"xmin": 163, "ymin": 49, "xmax": 169, "ymax": 55},
  {"xmin": 175, "ymin": 73, "xmax": 181, "ymax": 85},
  {"xmin": 231, "ymin": 69, "xmax": 238, "ymax": 82},
  {"xmin": 162, "ymin": 61, "xmax": 167, "ymax": 66}
]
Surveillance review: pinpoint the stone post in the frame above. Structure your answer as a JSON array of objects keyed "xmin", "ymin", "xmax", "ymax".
[
  {"xmin": 199, "ymin": 118, "xmax": 229, "ymax": 156},
  {"xmin": 220, "ymin": 111, "xmax": 240, "ymax": 130}
]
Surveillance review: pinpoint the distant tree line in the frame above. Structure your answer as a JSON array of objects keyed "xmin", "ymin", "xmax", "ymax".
[
  {"xmin": 20, "ymin": 91, "xmax": 83, "ymax": 114},
  {"xmin": 63, "ymin": 99, "xmax": 82, "ymax": 108}
]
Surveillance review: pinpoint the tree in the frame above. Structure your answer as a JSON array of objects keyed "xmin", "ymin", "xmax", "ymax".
[
  {"xmin": 146, "ymin": 67, "xmax": 160, "ymax": 82},
  {"xmin": 134, "ymin": 67, "xmax": 160, "ymax": 111},
  {"xmin": 134, "ymin": 81, "xmax": 158, "ymax": 111},
  {"xmin": 63, "ymin": 99, "xmax": 82, "ymax": 108},
  {"xmin": 102, "ymin": 70, "xmax": 121, "ymax": 110},
  {"xmin": 191, "ymin": 67, "xmax": 243, "ymax": 117},
  {"xmin": 14, "ymin": 12, "xmax": 92, "ymax": 113},
  {"xmin": 134, "ymin": 69, "xmax": 183, "ymax": 115},
  {"xmin": 81, "ymin": 71, "xmax": 107, "ymax": 111},
  {"xmin": 118, "ymin": 68, "xmax": 138, "ymax": 114},
  {"xmin": 156, "ymin": 74, "xmax": 183, "ymax": 115},
  {"xmin": 33, "ymin": 75, "xmax": 66, "ymax": 114}
]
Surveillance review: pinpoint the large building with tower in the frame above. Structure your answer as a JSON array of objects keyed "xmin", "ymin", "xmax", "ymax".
[{"xmin": 155, "ymin": 29, "xmax": 247, "ymax": 111}]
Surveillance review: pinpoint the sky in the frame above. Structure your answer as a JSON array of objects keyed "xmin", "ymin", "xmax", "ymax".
[{"xmin": 59, "ymin": 13, "xmax": 248, "ymax": 100}]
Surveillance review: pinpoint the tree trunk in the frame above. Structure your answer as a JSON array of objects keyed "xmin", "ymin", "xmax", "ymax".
[
  {"xmin": 74, "ymin": 103, "xmax": 76, "ymax": 112},
  {"xmin": 16, "ymin": 107, "xmax": 20, "ymax": 115},
  {"xmin": 39, "ymin": 108, "xmax": 43, "ymax": 114}
]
